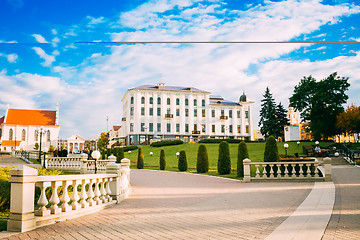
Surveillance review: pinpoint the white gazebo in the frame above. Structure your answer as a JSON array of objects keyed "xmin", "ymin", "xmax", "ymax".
[{"xmin": 67, "ymin": 134, "xmax": 85, "ymax": 154}]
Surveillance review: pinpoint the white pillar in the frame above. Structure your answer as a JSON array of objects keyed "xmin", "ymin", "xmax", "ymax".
[
  {"xmin": 243, "ymin": 158, "xmax": 251, "ymax": 182},
  {"xmin": 323, "ymin": 157, "xmax": 332, "ymax": 182}
]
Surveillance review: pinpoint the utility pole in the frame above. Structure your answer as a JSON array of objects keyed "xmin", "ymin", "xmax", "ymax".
[{"xmin": 106, "ymin": 116, "xmax": 109, "ymax": 132}]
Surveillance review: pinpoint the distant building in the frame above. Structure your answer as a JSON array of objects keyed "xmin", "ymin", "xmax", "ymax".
[
  {"xmin": 284, "ymin": 107, "xmax": 301, "ymax": 142},
  {"xmin": 253, "ymin": 130, "xmax": 264, "ymax": 141},
  {"xmin": 67, "ymin": 134, "xmax": 85, "ymax": 153},
  {"xmin": 121, "ymin": 83, "xmax": 254, "ymax": 145},
  {"xmin": 108, "ymin": 126, "xmax": 125, "ymax": 148},
  {"xmin": 0, "ymin": 106, "xmax": 60, "ymax": 152}
]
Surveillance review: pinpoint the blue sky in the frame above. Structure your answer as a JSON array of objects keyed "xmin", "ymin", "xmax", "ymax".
[{"xmin": 1, "ymin": 0, "xmax": 360, "ymax": 139}]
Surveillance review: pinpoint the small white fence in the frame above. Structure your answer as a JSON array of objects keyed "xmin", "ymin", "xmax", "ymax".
[
  {"xmin": 243, "ymin": 157, "xmax": 332, "ymax": 182},
  {"xmin": 7, "ymin": 159, "xmax": 131, "ymax": 233}
]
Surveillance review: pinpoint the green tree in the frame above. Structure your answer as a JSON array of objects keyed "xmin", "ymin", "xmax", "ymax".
[
  {"xmin": 160, "ymin": 149, "xmax": 166, "ymax": 170},
  {"xmin": 34, "ymin": 142, "xmax": 39, "ymax": 150},
  {"xmin": 237, "ymin": 141, "xmax": 249, "ymax": 178},
  {"xmin": 290, "ymin": 72, "xmax": 350, "ymax": 140},
  {"xmin": 264, "ymin": 136, "xmax": 279, "ymax": 162},
  {"xmin": 178, "ymin": 150, "xmax": 187, "ymax": 171},
  {"xmin": 197, "ymin": 145, "xmax": 209, "ymax": 173},
  {"xmin": 275, "ymin": 103, "xmax": 289, "ymax": 140},
  {"xmin": 137, "ymin": 147, "xmax": 144, "ymax": 169},
  {"xmin": 97, "ymin": 132, "xmax": 109, "ymax": 151},
  {"xmin": 117, "ymin": 148, "xmax": 124, "ymax": 163},
  {"xmin": 218, "ymin": 141, "xmax": 231, "ymax": 174},
  {"xmin": 337, "ymin": 105, "xmax": 360, "ymax": 138}
]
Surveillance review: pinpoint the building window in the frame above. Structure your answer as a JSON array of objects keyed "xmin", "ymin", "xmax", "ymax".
[
  {"xmin": 229, "ymin": 125, "xmax": 233, "ymax": 133},
  {"xmin": 194, "ymin": 99, "xmax": 197, "ymax": 106},
  {"xmin": 141, "ymin": 123, "xmax": 145, "ymax": 132},
  {"xmin": 201, "ymin": 124, "xmax": 205, "ymax": 133},
  {"xmin": 149, "ymin": 123, "xmax": 153, "ymax": 132},
  {"xmin": 229, "ymin": 110, "xmax": 232, "ymax": 118},
  {"xmin": 194, "ymin": 124, "xmax": 197, "ymax": 131},
  {"xmin": 221, "ymin": 110, "xmax": 224, "ymax": 116},
  {"xmin": 185, "ymin": 109, "xmax": 189, "ymax": 117},
  {"xmin": 47, "ymin": 130, "xmax": 51, "ymax": 142},
  {"xmin": 157, "ymin": 108, "xmax": 161, "ymax": 116},
  {"xmin": 185, "ymin": 98, "xmax": 188, "ymax": 106},
  {"xmin": 130, "ymin": 107, "xmax": 134, "ymax": 116},
  {"xmin": 212, "ymin": 110, "xmax": 215, "ymax": 117},
  {"xmin": 149, "ymin": 97, "xmax": 153, "ymax": 104},
  {"xmin": 0, "ymin": 129, "xmax": 2, "ymax": 138},
  {"xmin": 237, "ymin": 125, "xmax": 241, "ymax": 133},
  {"xmin": 194, "ymin": 109, "xmax": 197, "ymax": 117},
  {"xmin": 176, "ymin": 124, "xmax": 180, "ymax": 132},
  {"xmin": 221, "ymin": 125, "xmax": 225, "ymax": 133},
  {"xmin": 141, "ymin": 107, "xmax": 145, "ymax": 116},
  {"xmin": 167, "ymin": 108, "xmax": 171, "ymax": 114},
  {"xmin": 22, "ymin": 129, "xmax": 26, "ymax": 141},
  {"xmin": 237, "ymin": 110, "xmax": 241, "ymax": 118},
  {"xmin": 245, "ymin": 111, "xmax": 249, "ymax": 118},
  {"xmin": 202, "ymin": 99, "xmax": 205, "ymax": 107},
  {"xmin": 202, "ymin": 109, "xmax": 205, "ymax": 117},
  {"xmin": 167, "ymin": 123, "xmax": 171, "ymax": 133},
  {"xmin": 141, "ymin": 97, "xmax": 145, "ymax": 104},
  {"xmin": 130, "ymin": 97, "xmax": 134, "ymax": 104},
  {"xmin": 185, "ymin": 124, "xmax": 189, "ymax": 133},
  {"xmin": 35, "ymin": 130, "xmax": 38, "ymax": 141},
  {"xmin": 157, "ymin": 97, "xmax": 161, "ymax": 104},
  {"xmin": 246, "ymin": 125, "xmax": 249, "ymax": 133},
  {"xmin": 157, "ymin": 123, "xmax": 161, "ymax": 132},
  {"xmin": 167, "ymin": 98, "xmax": 171, "ymax": 105},
  {"xmin": 176, "ymin": 109, "xmax": 180, "ymax": 116},
  {"xmin": 212, "ymin": 125, "xmax": 215, "ymax": 133},
  {"xmin": 149, "ymin": 108, "xmax": 153, "ymax": 116},
  {"xmin": 9, "ymin": 129, "xmax": 13, "ymax": 141},
  {"xmin": 176, "ymin": 98, "xmax": 180, "ymax": 105},
  {"xmin": 130, "ymin": 123, "xmax": 134, "ymax": 132}
]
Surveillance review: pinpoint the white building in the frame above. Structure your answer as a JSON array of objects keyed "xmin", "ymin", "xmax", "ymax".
[
  {"xmin": 108, "ymin": 126, "xmax": 124, "ymax": 148},
  {"xmin": 284, "ymin": 106, "xmax": 301, "ymax": 141},
  {"xmin": 121, "ymin": 83, "xmax": 254, "ymax": 145},
  {"xmin": 0, "ymin": 107, "xmax": 60, "ymax": 152},
  {"xmin": 67, "ymin": 134, "xmax": 85, "ymax": 153}
]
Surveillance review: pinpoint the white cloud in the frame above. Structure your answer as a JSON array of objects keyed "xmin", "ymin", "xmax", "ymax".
[
  {"xmin": 0, "ymin": 53, "xmax": 18, "ymax": 63},
  {"xmin": 32, "ymin": 47, "xmax": 55, "ymax": 66},
  {"xmin": 32, "ymin": 34, "xmax": 49, "ymax": 43},
  {"xmin": 87, "ymin": 16, "xmax": 106, "ymax": 27},
  {"xmin": 52, "ymin": 29, "xmax": 57, "ymax": 35}
]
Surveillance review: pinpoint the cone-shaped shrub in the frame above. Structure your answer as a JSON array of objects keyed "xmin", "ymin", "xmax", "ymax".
[
  {"xmin": 137, "ymin": 147, "xmax": 144, "ymax": 169},
  {"xmin": 237, "ymin": 141, "xmax": 249, "ymax": 177},
  {"xmin": 160, "ymin": 149, "xmax": 166, "ymax": 170},
  {"xmin": 101, "ymin": 151, "xmax": 106, "ymax": 160},
  {"xmin": 178, "ymin": 150, "xmax": 187, "ymax": 171},
  {"xmin": 117, "ymin": 148, "xmax": 124, "ymax": 163},
  {"xmin": 264, "ymin": 136, "xmax": 279, "ymax": 162},
  {"xmin": 218, "ymin": 141, "xmax": 231, "ymax": 174},
  {"xmin": 197, "ymin": 145, "xmax": 209, "ymax": 173}
]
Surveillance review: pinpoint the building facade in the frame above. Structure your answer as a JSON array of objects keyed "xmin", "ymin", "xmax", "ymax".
[
  {"xmin": 121, "ymin": 83, "xmax": 254, "ymax": 145},
  {"xmin": 0, "ymin": 107, "xmax": 60, "ymax": 152}
]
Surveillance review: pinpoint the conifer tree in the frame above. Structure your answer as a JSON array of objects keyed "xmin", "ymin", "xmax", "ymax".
[
  {"xmin": 197, "ymin": 145, "xmax": 209, "ymax": 173},
  {"xmin": 137, "ymin": 147, "xmax": 144, "ymax": 169},
  {"xmin": 218, "ymin": 141, "xmax": 231, "ymax": 174},
  {"xmin": 237, "ymin": 141, "xmax": 249, "ymax": 178}
]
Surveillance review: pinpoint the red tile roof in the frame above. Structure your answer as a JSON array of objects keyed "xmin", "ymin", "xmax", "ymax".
[
  {"xmin": 1, "ymin": 140, "xmax": 21, "ymax": 147},
  {"xmin": 0, "ymin": 116, "xmax": 4, "ymax": 124},
  {"xmin": 2, "ymin": 109, "xmax": 57, "ymax": 126},
  {"xmin": 113, "ymin": 126, "xmax": 121, "ymax": 131}
]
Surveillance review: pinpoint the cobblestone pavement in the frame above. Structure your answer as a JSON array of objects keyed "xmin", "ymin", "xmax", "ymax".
[
  {"xmin": 322, "ymin": 157, "xmax": 360, "ymax": 240},
  {"xmin": 1, "ymin": 169, "xmax": 313, "ymax": 240}
]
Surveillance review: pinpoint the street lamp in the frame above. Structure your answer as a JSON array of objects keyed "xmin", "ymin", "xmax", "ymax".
[
  {"xmin": 37, "ymin": 126, "xmax": 47, "ymax": 164},
  {"xmin": 297, "ymin": 141, "xmax": 300, "ymax": 147},
  {"xmin": 42, "ymin": 147, "xmax": 49, "ymax": 168},
  {"xmin": 315, "ymin": 141, "xmax": 319, "ymax": 146},
  {"xmin": 284, "ymin": 143, "xmax": 289, "ymax": 158},
  {"xmin": 150, "ymin": 152, "xmax": 153, "ymax": 157},
  {"xmin": 176, "ymin": 152, "xmax": 179, "ymax": 159},
  {"xmin": 128, "ymin": 150, "xmax": 131, "ymax": 155},
  {"xmin": 91, "ymin": 150, "xmax": 101, "ymax": 174}
]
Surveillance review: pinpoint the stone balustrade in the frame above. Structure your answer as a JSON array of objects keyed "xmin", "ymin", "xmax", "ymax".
[
  {"xmin": 7, "ymin": 159, "xmax": 131, "ymax": 233},
  {"xmin": 243, "ymin": 157, "xmax": 332, "ymax": 182}
]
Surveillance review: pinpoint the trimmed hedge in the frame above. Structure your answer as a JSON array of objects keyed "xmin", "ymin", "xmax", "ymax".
[
  {"xmin": 123, "ymin": 145, "xmax": 138, "ymax": 151},
  {"xmin": 197, "ymin": 145, "xmax": 209, "ymax": 173},
  {"xmin": 264, "ymin": 136, "xmax": 279, "ymax": 162},
  {"xmin": 178, "ymin": 150, "xmax": 188, "ymax": 171},
  {"xmin": 117, "ymin": 148, "xmax": 124, "ymax": 163},
  {"xmin": 199, "ymin": 139, "xmax": 242, "ymax": 144},
  {"xmin": 150, "ymin": 140, "xmax": 183, "ymax": 147},
  {"xmin": 160, "ymin": 149, "xmax": 166, "ymax": 170},
  {"xmin": 237, "ymin": 141, "xmax": 249, "ymax": 178},
  {"xmin": 137, "ymin": 147, "xmax": 144, "ymax": 169},
  {"xmin": 218, "ymin": 141, "xmax": 231, "ymax": 174}
]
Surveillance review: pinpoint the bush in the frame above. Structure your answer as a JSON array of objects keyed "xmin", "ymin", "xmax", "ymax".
[
  {"xmin": 178, "ymin": 150, "xmax": 188, "ymax": 171},
  {"xmin": 101, "ymin": 151, "xmax": 106, "ymax": 160},
  {"xmin": 264, "ymin": 136, "xmax": 279, "ymax": 162},
  {"xmin": 0, "ymin": 167, "xmax": 11, "ymax": 211},
  {"xmin": 117, "ymin": 148, "xmax": 125, "ymax": 163},
  {"xmin": 237, "ymin": 141, "xmax": 249, "ymax": 178},
  {"xmin": 218, "ymin": 141, "xmax": 231, "ymax": 174},
  {"xmin": 199, "ymin": 138, "xmax": 242, "ymax": 144},
  {"xmin": 123, "ymin": 145, "xmax": 138, "ymax": 151},
  {"xmin": 137, "ymin": 147, "xmax": 144, "ymax": 169},
  {"xmin": 197, "ymin": 145, "xmax": 209, "ymax": 173},
  {"xmin": 160, "ymin": 149, "xmax": 166, "ymax": 170},
  {"xmin": 150, "ymin": 140, "xmax": 183, "ymax": 147}
]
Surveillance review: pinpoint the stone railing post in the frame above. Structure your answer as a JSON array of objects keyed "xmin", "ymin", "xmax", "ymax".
[
  {"xmin": 323, "ymin": 157, "xmax": 332, "ymax": 181},
  {"xmin": 80, "ymin": 153, "xmax": 88, "ymax": 174},
  {"xmin": 106, "ymin": 162, "xmax": 121, "ymax": 203},
  {"xmin": 120, "ymin": 158, "xmax": 131, "ymax": 200},
  {"xmin": 243, "ymin": 158, "xmax": 251, "ymax": 182},
  {"xmin": 7, "ymin": 166, "xmax": 38, "ymax": 232},
  {"xmin": 108, "ymin": 155, "xmax": 117, "ymax": 163}
]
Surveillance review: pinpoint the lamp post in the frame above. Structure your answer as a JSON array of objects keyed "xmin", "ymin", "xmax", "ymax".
[
  {"xmin": 128, "ymin": 150, "xmax": 131, "ymax": 155},
  {"xmin": 315, "ymin": 141, "xmax": 319, "ymax": 146},
  {"xmin": 42, "ymin": 147, "xmax": 49, "ymax": 169},
  {"xmin": 297, "ymin": 141, "xmax": 300, "ymax": 147},
  {"xmin": 150, "ymin": 152, "xmax": 153, "ymax": 157},
  {"xmin": 37, "ymin": 126, "xmax": 47, "ymax": 164},
  {"xmin": 91, "ymin": 150, "xmax": 101, "ymax": 174},
  {"xmin": 284, "ymin": 143, "xmax": 289, "ymax": 158},
  {"xmin": 176, "ymin": 152, "xmax": 179, "ymax": 159}
]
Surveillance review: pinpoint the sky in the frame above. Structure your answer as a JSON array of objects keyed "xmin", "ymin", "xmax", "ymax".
[{"xmin": 1, "ymin": 0, "xmax": 360, "ymax": 139}]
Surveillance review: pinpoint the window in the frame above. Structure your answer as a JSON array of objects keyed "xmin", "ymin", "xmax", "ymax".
[
  {"xmin": 237, "ymin": 125, "xmax": 241, "ymax": 133},
  {"xmin": 47, "ymin": 130, "xmax": 51, "ymax": 142},
  {"xmin": 245, "ymin": 111, "xmax": 249, "ymax": 118},
  {"xmin": 229, "ymin": 125, "xmax": 233, "ymax": 133},
  {"xmin": 237, "ymin": 110, "xmax": 241, "ymax": 118},
  {"xmin": 149, "ymin": 97, "xmax": 153, "ymax": 104},
  {"xmin": 167, "ymin": 108, "xmax": 171, "ymax": 114},
  {"xmin": 130, "ymin": 123, "xmax": 134, "ymax": 132},
  {"xmin": 141, "ymin": 97, "xmax": 145, "ymax": 104},
  {"xmin": 202, "ymin": 124, "xmax": 205, "ymax": 133},
  {"xmin": 176, "ymin": 124, "xmax": 180, "ymax": 132},
  {"xmin": 176, "ymin": 109, "xmax": 180, "ymax": 116},
  {"xmin": 9, "ymin": 129, "xmax": 13, "ymax": 141},
  {"xmin": 130, "ymin": 107, "xmax": 134, "ymax": 116},
  {"xmin": 141, "ymin": 107, "xmax": 145, "ymax": 115},
  {"xmin": 157, "ymin": 97, "xmax": 161, "ymax": 104},
  {"xmin": 149, "ymin": 123, "xmax": 153, "ymax": 132},
  {"xmin": 202, "ymin": 109, "xmax": 205, "ymax": 117},
  {"xmin": 202, "ymin": 99, "xmax": 205, "ymax": 107},
  {"xmin": 157, "ymin": 123, "xmax": 161, "ymax": 132},
  {"xmin": 22, "ymin": 129, "xmax": 26, "ymax": 141},
  {"xmin": 167, "ymin": 123, "xmax": 171, "ymax": 133},
  {"xmin": 141, "ymin": 123, "xmax": 145, "ymax": 132},
  {"xmin": 176, "ymin": 98, "xmax": 180, "ymax": 105},
  {"xmin": 212, "ymin": 125, "xmax": 215, "ymax": 133},
  {"xmin": 130, "ymin": 97, "xmax": 134, "ymax": 104},
  {"xmin": 194, "ymin": 109, "xmax": 197, "ymax": 117},
  {"xmin": 185, "ymin": 98, "xmax": 188, "ymax": 106},
  {"xmin": 149, "ymin": 108, "xmax": 153, "ymax": 116},
  {"xmin": 221, "ymin": 125, "xmax": 225, "ymax": 133},
  {"xmin": 34, "ymin": 130, "xmax": 38, "ymax": 141},
  {"xmin": 0, "ymin": 129, "xmax": 2, "ymax": 137},
  {"xmin": 194, "ymin": 124, "xmax": 197, "ymax": 131},
  {"xmin": 229, "ymin": 110, "xmax": 232, "ymax": 118},
  {"xmin": 212, "ymin": 110, "xmax": 215, "ymax": 117},
  {"xmin": 157, "ymin": 108, "xmax": 161, "ymax": 116},
  {"xmin": 246, "ymin": 125, "xmax": 249, "ymax": 133},
  {"xmin": 221, "ymin": 110, "xmax": 224, "ymax": 116},
  {"xmin": 194, "ymin": 99, "xmax": 197, "ymax": 106},
  {"xmin": 167, "ymin": 98, "xmax": 170, "ymax": 105},
  {"xmin": 185, "ymin": 124, "xmax": 189, "ymax": 133},
  {"xmin": 185, "ymin": 109, "xmax": 189, "ymax": 117}
]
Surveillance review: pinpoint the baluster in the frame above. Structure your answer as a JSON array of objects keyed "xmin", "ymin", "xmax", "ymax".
[
  {"xmin": 276, "ymin": 164, "xmax": 281, "ymax": 178},
  {"xmin": 87, "ymin": 179, "xmax": 96, "ymax": 207},
  {"xmin": 35, "ymin": 182, "xmax": 51, "ymax": 216},
  {"xmin": 60, "ymin": 180, "xmax": 72, "ymax": 212},
  {"xmin": 262, "ymin": 165, "xmax": 267, "ymax": 178},
  {"xmin": 269, "ymin": 164, "xmax": 274, "ymax": 178},
  {"xmin": 255, "ymin": 165, "xmax": 260, "ymax": 179},
  {"xmin": 299, "ymin": 163, "xmax": 304, "ymax": 178},
  {"xmin": 49, "ymin": 181, "xmax": 61, "ymax": 214},
  {"xmin": 79, "ymin": 179, "xmax": 89, "ymax": 208},
  {"xmin": 106, "ymin": 178, "xmax": 112, "ymax": 201},
  {"xmin": 94, "ymin": 178, "xmax": 102, "ymax": 205},
  {"xmin": 306, "ymin": 164, "xmax": 311, "ymax": 178},
  {"xmin": 100, "ymin": 178, "xmax": 107, "ymax": 203},
  {"xmin": 292, "ymin": 164, "xmax": 296, "ymax": 178},
  {"xmin": 284, "ymin": 164, "xmax": 289, "ymax": 178},
  {"xmin": 71, "ymin": 180, "xmax": 81, "ymax": 210},
  {"xmin": 314, "ymin": 163, "xmax": 320, "ymax": 177}
]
